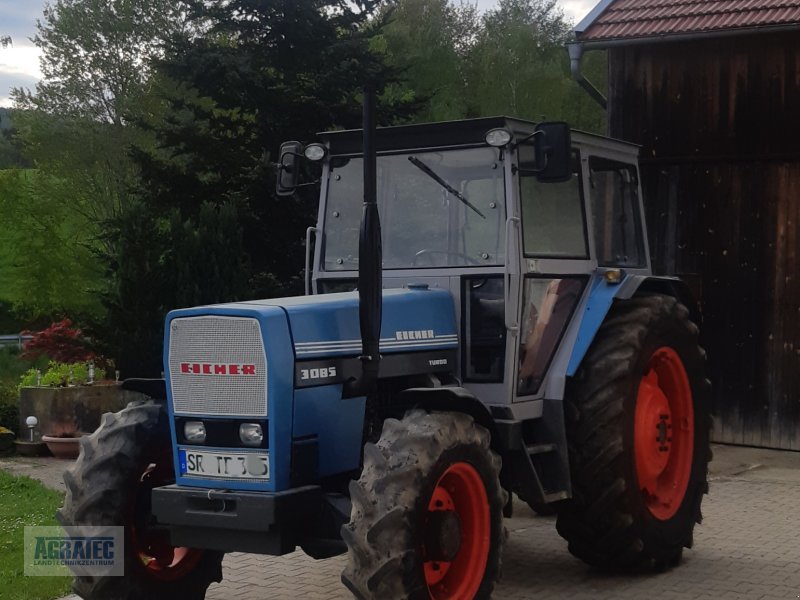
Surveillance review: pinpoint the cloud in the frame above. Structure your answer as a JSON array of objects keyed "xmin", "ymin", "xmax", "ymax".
[
  {"xmin": 468, "ymin": 0, "xmax": 599, "ymax": 24},
  {"xmin": 561, "ymin": 0, "xmax": 597, "ymax": 23},
  {"xmin": 0, "ymin": 45, "xmax": 42, "ymax": 105},
  {"xmin": 0, "ymin": 46, "xmax": 43, "ymax": 78},
  {"xmin": 0, "ymin": 72, "xmax": 38, "ymax": 108}
]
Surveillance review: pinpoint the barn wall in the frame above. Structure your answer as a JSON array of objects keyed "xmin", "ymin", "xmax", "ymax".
[{"xmin": 606, "ymin": 33, "xmax": 800, "ymax": 449}]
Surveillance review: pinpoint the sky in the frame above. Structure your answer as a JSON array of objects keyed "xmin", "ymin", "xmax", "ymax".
[{"xmin": 0, "ymin": 0, "xmax": 597, "ymax": 108}]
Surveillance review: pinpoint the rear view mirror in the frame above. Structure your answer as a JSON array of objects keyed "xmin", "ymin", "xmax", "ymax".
[
  {"xmin": 533, "ymin": 122, "xmax": 571, "ymax": 183},
  {"xmin": 276, "ymin": 141, "xmax": 303, "ymax": 196}
]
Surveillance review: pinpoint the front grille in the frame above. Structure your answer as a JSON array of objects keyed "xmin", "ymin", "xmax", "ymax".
[{"xmin": 168, "ymin": 316, "xmax": 268, "ymax": 417}]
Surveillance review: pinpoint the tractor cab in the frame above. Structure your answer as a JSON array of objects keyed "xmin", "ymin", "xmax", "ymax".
[{"xmin": 292, "ymin": 117, "xmax": 651, "ymax": 411}]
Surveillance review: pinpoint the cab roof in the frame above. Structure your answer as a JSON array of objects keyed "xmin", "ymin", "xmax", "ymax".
[{"xmin": 317, "ymin": 116, "xmax": 639, "ymax": 157}]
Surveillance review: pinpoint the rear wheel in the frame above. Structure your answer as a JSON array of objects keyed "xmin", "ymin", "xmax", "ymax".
[
  {"xmin": 58, "ymin": 401, "xmax": 223, "ymax": 599},
  {"xmin": 556, "ymin": 294, "xmax": 711, "ymax": 571},
  {"xmin": 342, "ymin": 409, "xmax": 506, "ymax": 600}
]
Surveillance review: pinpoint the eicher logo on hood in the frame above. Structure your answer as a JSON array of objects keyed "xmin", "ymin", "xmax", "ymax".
[{"xmin": 180, "ymin": 363, "xmax": 256, "ymax": 376}]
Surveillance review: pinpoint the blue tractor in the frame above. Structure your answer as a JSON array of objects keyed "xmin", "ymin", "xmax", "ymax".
[{"xmin": 60, "ymin": 93, "xmax": 710, "ymax": 600}]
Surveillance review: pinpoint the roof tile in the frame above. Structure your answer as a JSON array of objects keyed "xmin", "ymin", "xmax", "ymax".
[{"xmin": 579, "ymin": 0, "xmax": 800, "ymax": 41}]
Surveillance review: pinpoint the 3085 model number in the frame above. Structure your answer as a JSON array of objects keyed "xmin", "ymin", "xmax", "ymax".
[{"xmin": 300, "ymin": 366, "xmax": 337, "ymax": 381}]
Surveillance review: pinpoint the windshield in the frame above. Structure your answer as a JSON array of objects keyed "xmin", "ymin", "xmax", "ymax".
[{"xmin": 323, "ymin": 146, "xmax": 505, "ymax": 270}]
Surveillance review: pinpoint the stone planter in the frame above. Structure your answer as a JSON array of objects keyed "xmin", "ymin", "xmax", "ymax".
[
  {"xmin": 14, "ymin": 440, "xmax": 50, "ymax": 457},
  {"xmin": 18, "ymin": 384, "xmax": 148, "ymax": 441},
  {"xmin": 41, "ymin": 434, "xmax": 87, "ymax": 459}
]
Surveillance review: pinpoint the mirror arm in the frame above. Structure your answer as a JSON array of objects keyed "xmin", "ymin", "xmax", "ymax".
[
  {"xmin": 511, "ymin": 130, "xmax": 543, "ymax": 149},
  {"xmin": 293, "ymin": 180, "xmax": 320, "ymax": 189}
]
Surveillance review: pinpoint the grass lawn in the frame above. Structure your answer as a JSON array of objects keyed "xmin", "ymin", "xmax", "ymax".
[{"xmin": 0, "ymin": 470, "xmax": 71, "ymax": 600}]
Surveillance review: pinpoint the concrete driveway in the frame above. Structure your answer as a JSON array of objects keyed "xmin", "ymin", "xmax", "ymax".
[{"xmin": 4, "ymin": 444, "xmax": 798, "ymax": 600}]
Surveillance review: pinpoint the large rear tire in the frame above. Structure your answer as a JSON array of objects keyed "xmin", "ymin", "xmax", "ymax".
[
  {"xmin": 556, "ymin": 294, "xmax": 711, "ymax": 571},
  {"xmin": 58, "ymin": 401, "xmax": 223, "ymax": 599},
  {"xmin": 342, "ymin": 409, "xmax": 506, "ymax": 600}
]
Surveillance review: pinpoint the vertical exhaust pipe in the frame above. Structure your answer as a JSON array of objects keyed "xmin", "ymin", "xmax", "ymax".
[{"xmin": 357, "ymin": 85, "xmax": 382, "ymax": 393}]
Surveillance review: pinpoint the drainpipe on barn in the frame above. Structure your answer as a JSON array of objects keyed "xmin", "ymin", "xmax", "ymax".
[{"xmin": 567, "ymin": 42, "xmax": 607, "ymax": 110}]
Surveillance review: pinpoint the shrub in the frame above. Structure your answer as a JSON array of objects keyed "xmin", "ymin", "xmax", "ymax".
[
  {"xmin": 21, "ymin": 319, "xmax": 95, "ymax": 363},
  {"xmin": 0, "ymin": 381, "xmax": 18, "ymax": 433}
]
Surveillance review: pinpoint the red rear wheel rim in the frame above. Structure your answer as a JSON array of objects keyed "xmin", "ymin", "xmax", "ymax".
[
  {"xmin": 634, "ymin": 346, "xmax": 695, "ymax": 520},
  {"xmin": 129, "ymin": 461, "xmax": 204, "ymax": 581},
  {"xmin": 423, "ymin": 462, "xmax": 490, "ymax": 600}
]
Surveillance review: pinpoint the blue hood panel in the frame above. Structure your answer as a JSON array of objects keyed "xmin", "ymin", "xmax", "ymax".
[{"xmin": 214, "ymin": 287, "xmax": 458, "ymax": 358}]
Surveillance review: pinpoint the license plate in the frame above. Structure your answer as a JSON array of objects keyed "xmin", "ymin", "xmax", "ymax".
[{"xmin": 179, "ymin": 449, "xmax": 269, "ymax": 480}]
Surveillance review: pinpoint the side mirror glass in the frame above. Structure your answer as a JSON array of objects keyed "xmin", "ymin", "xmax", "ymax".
[
  {"xmin": 276, "ymin": 141, "xmax": 303, "ymax": 196},
  {"xmin": 533, "ymin": 122, "xmax": 571, "ymax": 183}
]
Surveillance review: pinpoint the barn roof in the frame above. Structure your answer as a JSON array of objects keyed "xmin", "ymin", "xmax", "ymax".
[{"xmin": 576, "ymin": 0, "xmax": 800, "ymax": 44}]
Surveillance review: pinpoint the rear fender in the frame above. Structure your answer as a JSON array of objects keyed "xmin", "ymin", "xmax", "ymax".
[{"xmin": 566, "ymin": 274, "xmax": 699, "ymax": 377}]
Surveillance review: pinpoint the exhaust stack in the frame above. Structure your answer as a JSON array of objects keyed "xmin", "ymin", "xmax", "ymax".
[{"xmin": 357, "ymin": 85, "xmax": 382, "ymax": 393}]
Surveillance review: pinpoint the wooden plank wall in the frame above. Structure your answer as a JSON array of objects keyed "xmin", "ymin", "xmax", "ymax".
[{"xmin": 607, "ymin": 33, "xmax": 800, "ymax": 449}]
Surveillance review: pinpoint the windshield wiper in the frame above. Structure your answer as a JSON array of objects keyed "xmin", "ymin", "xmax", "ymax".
[{"xmin": 408, "ymin": 156, "xmax": 486, "ymax": 219}]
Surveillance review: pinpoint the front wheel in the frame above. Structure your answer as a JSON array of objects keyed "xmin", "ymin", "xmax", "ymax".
[
  {"xmin": 342, "ymin": 409, "xmax": 506, "ymax": 600},
  {"xmin": 556, "ymin": 294, "xmax": 711, "ymax": 571},
  {"xmin": 58, "ymin": 401, "xmax": 223, "ymax": 599}
]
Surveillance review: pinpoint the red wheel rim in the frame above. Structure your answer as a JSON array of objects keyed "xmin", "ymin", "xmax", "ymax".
[
  {"xmin": 423, "ymin": 462, "xmax": 490, "ymax": 600},
  {"xmin": 129, "ymin": 461, "xmax": 204, "ymax": 581},
  {"xmin": 634, "ymin": 346, "xmax": 694, "ymax": 520}
]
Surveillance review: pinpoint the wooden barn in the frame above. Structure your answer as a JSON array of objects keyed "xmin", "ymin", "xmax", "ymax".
[{"xmin": 570, "ymin": 0, "xmax": 800, "ymax": 450}]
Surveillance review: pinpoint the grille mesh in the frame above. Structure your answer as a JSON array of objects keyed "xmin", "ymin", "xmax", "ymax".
[{"xmin": 168, "ymin": 316, "xmax": 267, "ymax": 417}]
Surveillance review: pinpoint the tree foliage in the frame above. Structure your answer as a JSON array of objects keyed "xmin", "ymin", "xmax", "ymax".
[
  {"xmin": 132, "ymin": 0, "xmax": 418, "ymax": 292},
  {"xmin": 0, "ymin": 169, "xmax": 103, "ymax": 320},
  {"xmin": 6, "ymin": 0, "xmax": 188, "ymax": 331},
  {"xmin": 375, "ymin": 0, "xmax": 478, "ymax": 121},
  {"xmin": 13, "ymin": 0, "xmax": 189, "ymax": 124},
  {"xmin": 95, "ymin": 200, "xmax": 248, "ymax": 375},
  {"xmin": 379, "ymin": 0, "xmax": 606, "ymax": 130}
]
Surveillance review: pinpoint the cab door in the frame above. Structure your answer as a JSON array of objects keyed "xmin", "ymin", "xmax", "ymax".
[{"xmin": 511, "ymin": 148, "xmax": 592, "ymax": 403}]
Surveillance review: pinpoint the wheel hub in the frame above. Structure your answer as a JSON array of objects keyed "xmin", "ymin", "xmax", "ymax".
[
  {"xmin": 636, "ymin": 371, "xmax": 673, "ymax": 481},
  {"xmin": 425, "ymin": 511, "xmax": 462, "ymax": 562},
  {"xmin": 634, "ymin": 347, "xmax": 695, "ymax": 521},
  {"xmin": 423, "ymin": 462, "xmax": 490, "ymax": 600}
]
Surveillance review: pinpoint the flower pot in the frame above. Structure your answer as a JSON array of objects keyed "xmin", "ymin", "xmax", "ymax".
[{"xmin": 41, "ymin": 434, "xmax": 87, "ymax": 459}]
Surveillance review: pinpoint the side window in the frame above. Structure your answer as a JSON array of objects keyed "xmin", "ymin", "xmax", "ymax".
[
  {"xmin": 517, "ymin": 277, "xmax": 585, "ymax": 396},
  {"xmin": 519, "ymin": 150, "xmax": 588, "ymax": 258},
  {"xmin": 589, "ymin": 158, "xmax": 645, "ymax": 267}
]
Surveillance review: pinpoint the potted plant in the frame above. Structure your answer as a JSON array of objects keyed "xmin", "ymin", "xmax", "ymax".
[{"xmin": 41, "ymin": 421, "xmax": 87, "ymax": 459}]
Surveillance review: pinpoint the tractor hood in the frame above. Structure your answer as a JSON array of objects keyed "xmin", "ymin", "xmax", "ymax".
[
  {"xmin": 172, "ymin": 286, "xmax": 458, "ymax": 359},
  {"xmin": 162, "ymin": 286, "xmax": 458, "ymax": 492}
]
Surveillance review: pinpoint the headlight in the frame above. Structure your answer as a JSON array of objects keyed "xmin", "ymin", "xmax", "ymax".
[
  {"xmin": 239, "ymin": 423, "xmax": 264, "ymax": 447},
  {"xmin": 184, "ymin": 421, "xmax": 206, "ymax": 443},
  {"xmin": 303, "ymin": 143, "xmax": 326, "ymax": 161},
  {"xmin": 485, "ymin": 128, "xmax": 512, "ymax": 147}
]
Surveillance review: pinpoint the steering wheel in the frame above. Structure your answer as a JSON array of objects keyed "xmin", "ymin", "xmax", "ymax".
[{"xmin": 412, "ymin": 249, "xmax": 482, "ymax": 266}]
